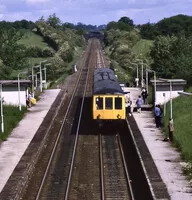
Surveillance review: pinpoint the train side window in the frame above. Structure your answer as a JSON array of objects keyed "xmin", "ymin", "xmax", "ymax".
[
  {"xmin": 96, "ymin": 97, "xmax": 103, "ymax": 109},
  {"xmin": 115, "ymin": 97, "xmax": 122, "ymax": 109},
  {"xmin": 105, "ymin": 97, "xmax": 113, "ymax": 109}
]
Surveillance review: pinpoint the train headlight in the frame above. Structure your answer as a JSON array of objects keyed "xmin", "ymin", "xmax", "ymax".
[
  {"xmin": 97, "ymin": 114, "xmax": 101, "ymax": 119},
  {"xmin": 117, "ymin": 114, "xmax": 121, "ymax": 119}
]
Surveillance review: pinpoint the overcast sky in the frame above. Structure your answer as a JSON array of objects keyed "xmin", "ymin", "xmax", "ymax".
[{"xmin": 0, "ymin": 0, "xmax": 192, "ymax": 25}]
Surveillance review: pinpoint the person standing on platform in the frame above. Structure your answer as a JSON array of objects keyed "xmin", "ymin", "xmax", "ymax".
[
  {"xmin": 26, "ymin": 95, "xmax": 30, "ymax": 108},
  {"xmin": 136, "ymin": 95, "xmax": 142, "ymax": 113},
  {"xmin": 155, "ymin": 105, "xmax": 161, "ymax": 128},
  {"xmin": 141, "ymin": 87, "xmax": 148, "ymax": 105},
  {"xmin": 28, "ymin": 92, "xmax": 32, "ymax": 108},
  {"xmin": 158, "ymin": 104, "xmax": 163, "ymax": 126}
]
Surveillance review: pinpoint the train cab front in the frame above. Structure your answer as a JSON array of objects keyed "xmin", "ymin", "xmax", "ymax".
[{"xmin": 93, "ymin": 95, "xmax": 126, "ymax": 128}]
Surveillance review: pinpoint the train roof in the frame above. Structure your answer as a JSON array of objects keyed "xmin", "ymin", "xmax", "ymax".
[{"xmin": 93, "ymin": 68, "xmax": 123, "ymax": 94}]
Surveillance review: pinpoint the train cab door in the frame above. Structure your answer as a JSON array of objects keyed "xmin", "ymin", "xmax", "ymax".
[
  {"xmin": 115, "ymin": 96, "xmax": 126, "ymax": 119},
  {"xmin": 94, "ymin": 96, "xmax": 104, "ymax": 119}
]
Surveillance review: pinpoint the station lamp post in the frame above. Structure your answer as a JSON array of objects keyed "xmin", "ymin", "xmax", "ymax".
[
  {"xmin": 18, "ymin": 71, "xmax": 27, "ymax": 111},
  {"xmin": 135, "ymin": 59, "xmax": 144, "ymax": 87},
  {"xmin": 40, "ymin": 60, "xmax": 48, "ymax": 92},
  {"xmin": 159, "ymin": 78, "xmax": 173, "ymax": 119},
  {"xmin": 141, "ymin": 63, "xmax": 149, "ymax": 93},
  {"xmin": 146, "ymin": 68, "xmax": 156, "ymax": 109},
  {"xmin": 42, "ymin": 63, "xmax": 51, "ymax": 89},
  {"xmin": 35, "ymin": 72, "xmax": 40, "ymax": 88},
  {"xmin": 0, "ymin": 83, "xmax": 4, "ymax": 133},
  {"xmin": 32, "ymin": 65, "xmax": 40, "ymax": 97},
  {"xmin": 130, "ymin": 62, "xmax": 139, "ymax": 87}
]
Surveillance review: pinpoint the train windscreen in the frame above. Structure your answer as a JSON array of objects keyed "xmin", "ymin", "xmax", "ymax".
[
  {"xmin": 96, "ymin": 97, "xmax": 103, "ymax": 109},
  {"xmin": 105, "ymin": 97, "xmax": 113, "ymax": 109},
  {"xmin": 115, "ymin": 97, "xmax": 122, "ymax": 109}
]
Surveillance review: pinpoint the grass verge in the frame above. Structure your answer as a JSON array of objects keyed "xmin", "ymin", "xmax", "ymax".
[
  {"xmin": 162, "ymin": 94, "xmax": 192, "ymax": 182},
  {"xmin": 0, "ymin": 105, "xmax": 27, "ymax": 141}
]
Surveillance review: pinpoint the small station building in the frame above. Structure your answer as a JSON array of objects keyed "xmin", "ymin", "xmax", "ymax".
[
  {"xmin": 150, "ymin": 79, "xmax": 187, "ymax": 105},
  {"xmin": 0, "ymin": 80, "xmax": 31, "ymax": 106}
]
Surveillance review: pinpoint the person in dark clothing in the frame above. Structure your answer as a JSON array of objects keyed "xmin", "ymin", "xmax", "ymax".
[
  {"xmin": 26, "ymin": 95, "xmax": 30, "ymax": 108},
  {"xmin": 141, "ymin": 88, "xmax": 148, "ymax": 104},
  {"xmin": 155, "ymin": 105, "xmax": 161, "ymax": 128},
  {"xmin": 136, "ymin": 95, "xmax": 142, "ymax": 113},
  {"xmin": 158, "ymin": 104, "xmax": 163, "ymax": 126}
]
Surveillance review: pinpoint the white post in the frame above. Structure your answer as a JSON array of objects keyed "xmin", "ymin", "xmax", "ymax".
[
  {"xmin": 146, "ymin": 68, "xmax": 148, "ymax": 104},
  {"xmin": 74, "ymin": 64, "xmax": 77, "ymax": 72},
  {"xmin": 40, "ymin": 60, "xmax": 47, "ymax": 92},
  {"xmin": 170, "ymin": 81, "xmax": 172, "ymax": 119},
  {"xmin": 40, "ymin": 64, "xmax": 42, "ymax": 92},
  {"xmin": 159, "ymin": 78, "xmax": 173, "ymax": 119},
  {"xmin": 43, "ymin": 63, "xmax": 51, "ymax": 89},
  {"xmin": 146, "ymin": 68, "xmax": 156, "ymax": 109},
  {"xmin": 135, "ymin": 59, "xmax": 143, "ymax": 87},
  {"xmin": 0, "ymin": 84, "xmax": 4, "ymax": 133},
  {"xmin": 131, "ymin": 63, "xmax": 139, "ymax": 87},
  {"xmin": 18, "ymin": 73, "xmax": 21, "ymax": 111},
  {"xmin": 163, "ymin": 93, "xmax": 166, "ymax": 116},
  {"xmin": 141, "ymin": 62, "xmax": 143, "ymax": 87},
  {"xmin": 32, "ymin": 66, "xmax": 34, "ymax": 97},
  {"xmin": 35, "ymin": 72, "xmax": 40, "ymax": 88},
  {"xmin": 18, "ymin": 71, "xmax": 27, "ymax": 111},
  {"xmin": 136, "ymin": 65, "xmax": 139, "ymax": 87},
  {"xmin": 35, "ymin": 74, "xmax": 38, "ymax": 88},
  {"xmin": 154, "ymin": 71, "xmax": 156, "ymax": 106},
  {"xmin": 44, "ymin": 67, "xmax": 47, "ymax": 89}
]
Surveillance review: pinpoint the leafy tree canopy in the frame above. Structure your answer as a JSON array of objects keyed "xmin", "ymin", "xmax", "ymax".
[
  {"xmin": 46, "ymin": 13, "xmax": 62, "ymax": 28},
  {"xmin": 150, "ymin": 35, "xmax": 192, "ymax": 85},
  {"xmin": 0, "ymin": 28, "xmax": 28, "ymax": 79},
  {"xmin": 106, "ymin": 16, "xmax": 134, "ymax": 31},
  {"xmin": 118, "ymin": 17, "xmax": 134, "ymax": 27},
  {"xmin": 140, "ymin": 14, "xmax": 192, "ymax": 39}
]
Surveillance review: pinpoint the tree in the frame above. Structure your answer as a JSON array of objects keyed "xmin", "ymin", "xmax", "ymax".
[
  {"xmin": 150, "ymin": 35, "xmax": 192, "ymax": 85},
  {"xmin": 106, "ymin": 21, "xmax": 119, "ymax": 30},
  {"xmin": 47, "ymin": 13, "xmax": 61, "ymax": 28},
  {"xmin": 118, "ymin": 17, "xmax": 134, "ymax": 27},
  {"xmin": 140, "ymin": 23, "xmax": 159, "ymax": 40},
  {"xmin": 0, "ymin": 28, "xmax": 28, "ymax": 78},
  {"xmin": 156, "ymin": 14, "xmax": 192, "ymax": 37}
]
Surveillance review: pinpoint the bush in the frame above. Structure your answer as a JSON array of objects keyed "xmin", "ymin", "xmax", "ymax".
[
  {"xmin": 26, "ymin": 46, "xmax": 42, "ymax": 57},
  {"xmin": 42, "ymin": 47, "xmax": 55, "ymax": 57}
]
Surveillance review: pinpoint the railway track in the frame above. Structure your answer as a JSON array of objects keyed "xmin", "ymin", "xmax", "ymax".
[
  {"xmin": 100, "ymin": 133, "xmax": 134, "ymax": 200},
  {"xmin": 33, "ymin": 39, "xmax": 96, "ymax": 200},
  {"xmin": 12, "ymin": 38, "xmax": 98, "ymax": 200},
  {"xmin": 0, "ymin": 38, "xmax": 157, "ymax": 200}
]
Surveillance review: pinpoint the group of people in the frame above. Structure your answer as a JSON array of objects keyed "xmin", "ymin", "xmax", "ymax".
[
  {"xmin": 135, "ymin": 87, "xmax": 148, "ymax": 113},
  {"xmin": 126, "ymin": 90, "xmax": 146, "ymax": 116},
  {"xmin": 155, "ymin": 104, "xmax": 174, "ymax": 142},
  {"xmin": 134, "ymin": 91, "xmax": 175, "ymax": 142}
]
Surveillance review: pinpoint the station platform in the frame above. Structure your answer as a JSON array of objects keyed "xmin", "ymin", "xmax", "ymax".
[
  {"xmin": 128, "ymin": 87, "xmax": 192, "ymax": 200},
  {"xmin": 0, "ymin": 89, "xmax": 60, "ymax": 193},
  {"xmin": 0, "ymin": 87, "xmax": 191, "ymax": 199}
]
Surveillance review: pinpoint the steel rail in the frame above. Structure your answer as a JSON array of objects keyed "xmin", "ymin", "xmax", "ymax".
[
  {"xmin": 35, "ymin": 42, "xmax": 93, "ymax": 200},
  {"xmin": 116, "ymin": 133, "xmax": 135, "ymax": 200},
  {"xmin": 125, "ymin": 118, "xmax": 156, "ymax": 199},
  {"xmin": 99, "ymin": 134, "xmax": 105, "ymax": 200},
  {"xmin": 64, "ymin": 46, "xmax": 93, "ymax": 200},
  {"xmin": 100, "ymin": 49, "xmax": 106, "ymax": 68}
]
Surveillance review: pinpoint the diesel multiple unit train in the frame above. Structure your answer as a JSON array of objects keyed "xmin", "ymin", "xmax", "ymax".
[{"xmin": 92, "ymin": 68, "xmax": 126, "ymax": 121}]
